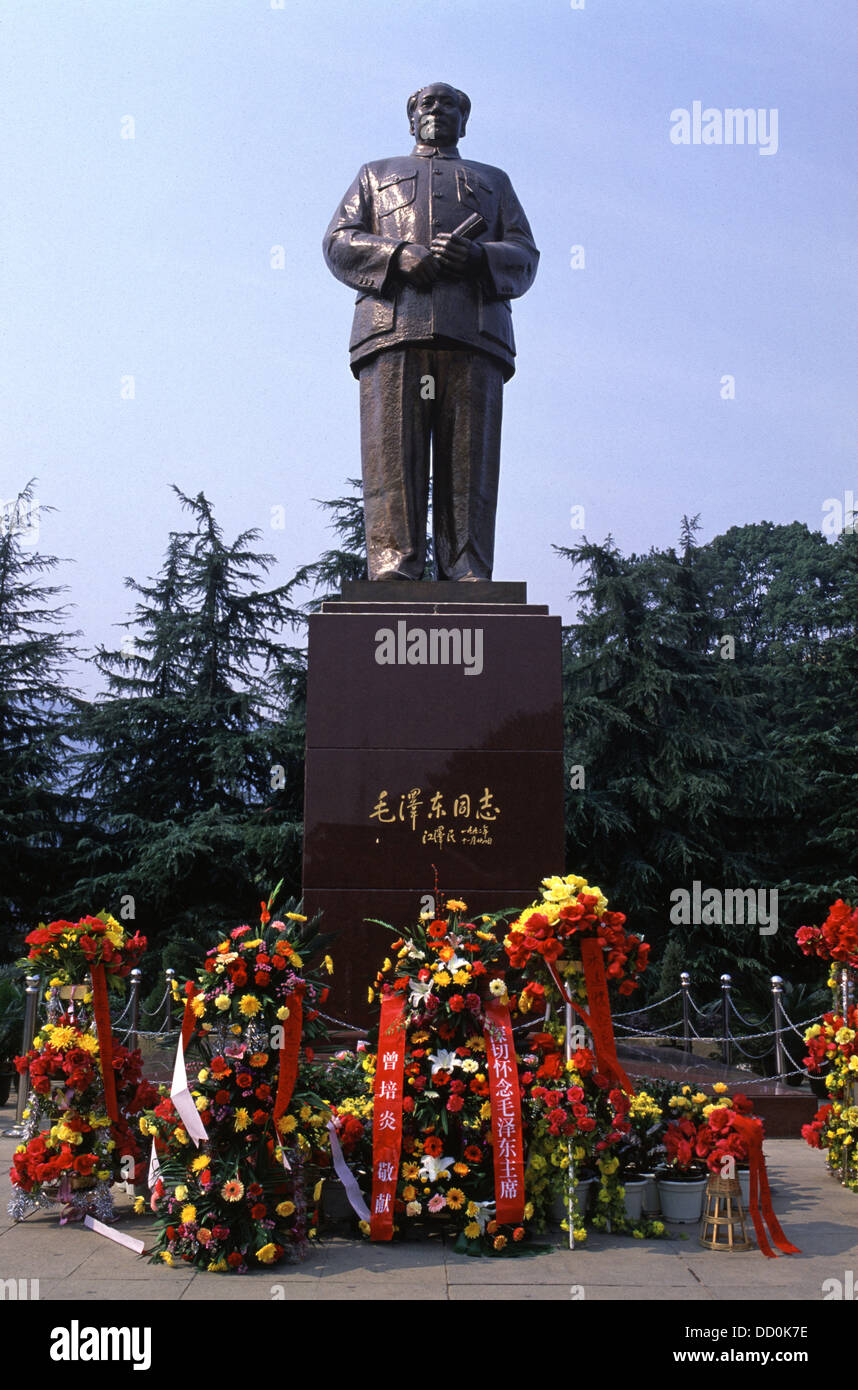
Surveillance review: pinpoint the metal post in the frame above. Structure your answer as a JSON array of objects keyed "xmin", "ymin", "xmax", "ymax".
[
  {"xmin": 128, "ymin": 968, "xmax": 142, "ymax": 1052},
  {"xmin": 771, "ymin": 976, "xmax": 785, "ymax": 1081},
  {"xmin": 164, "ymin": 969, "xmax": 175, "ymax": 1032},
  {"xmin": 11, "ymin": 975, "xmax": 41, "ymax": 1131},
  {"xmin": 680, "ymin": 972, "xmax": 691, "ymax": 1054},
  {"xmin": 564, "ymin": 998, "xmax": 575, "ymax": 1250},
  {"xmin": 720, "ymin": 974, "xmax": 732, "ymax": 1068}
]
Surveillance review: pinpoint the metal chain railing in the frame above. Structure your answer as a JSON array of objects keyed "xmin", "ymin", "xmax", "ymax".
[{"xmin": 6, "ymin": 964, "xmax": 832, "ymax": 1138}]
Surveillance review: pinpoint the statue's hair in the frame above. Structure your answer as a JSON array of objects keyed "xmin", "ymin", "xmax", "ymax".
[{"xmin": 407, "ymin": 84, "xmax": 470, "ymax": 136}]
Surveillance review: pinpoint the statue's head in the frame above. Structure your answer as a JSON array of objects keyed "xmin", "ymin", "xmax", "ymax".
[{"xmin": 407, "ymin": 83, "xmax": 470, "ymax": 147}]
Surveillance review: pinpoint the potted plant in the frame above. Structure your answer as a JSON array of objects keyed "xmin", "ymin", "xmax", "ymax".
[
  {"xmin": 627, "ymin": 1089, "xmax": 665, "ymax": 1216},
  {"xmin": 657, "ymin": 1089, "xmax": 711, "ymax": 1222}
]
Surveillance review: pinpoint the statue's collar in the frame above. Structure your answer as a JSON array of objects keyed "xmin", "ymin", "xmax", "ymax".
[{"xmin": 411, "ymin": 143, "xmax": 461, "ymax": 159}]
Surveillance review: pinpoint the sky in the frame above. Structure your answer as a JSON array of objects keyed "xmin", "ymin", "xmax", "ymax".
[{"xmin": 2, "ymin": 0, "xmax": 856, "ymax": 694}]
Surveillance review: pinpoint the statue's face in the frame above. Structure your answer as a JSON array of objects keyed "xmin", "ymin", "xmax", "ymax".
[{"xmin": 411, "ymin": 85, "xmax": 464, "ymax": 146}]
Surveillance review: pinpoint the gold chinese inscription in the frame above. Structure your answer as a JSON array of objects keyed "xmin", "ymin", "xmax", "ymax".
[{"xmin": 369, "ymin": 787, "xmax": 501, "ymax": 847}]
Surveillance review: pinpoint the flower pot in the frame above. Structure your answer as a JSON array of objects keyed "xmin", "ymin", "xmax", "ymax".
[
  {"xmin": 641, "ymin": 1172, "xmax": 661, "ymax": 1216},
  {"xmin": 622, "ymin": 1176, "xmax": 647, "ymax": 1222},
  {"xmin": 656, "ymin": 1174, "xmax": 708, "ymax": 1223}
]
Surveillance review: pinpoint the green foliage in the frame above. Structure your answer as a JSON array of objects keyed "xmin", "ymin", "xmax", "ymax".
[
  {"xmin": 64, "ymin": 489, "xmax": 308, "ymax": 984},
  {"xmin": 0, "ymin": 482, "xmax": 81, "ymax": 960}
]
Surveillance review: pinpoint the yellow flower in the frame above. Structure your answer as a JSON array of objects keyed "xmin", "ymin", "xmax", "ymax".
[
  {"xmin": 256, "ymin": 1243, "xmax": 278, "ymax": 1264},
  {"xmin": 207, "ymin": 1258, "xmax": 228, "ymax": 1273},
  {"xmin": 358, "ymin": 1220, "xmax": 370, "ymax": 1236},
  {"xmin": 191, "ymin": 1154, "xmax": 210, "ymax": 1172},
  {"xmin": 234, "ymin": 1109, "xmax": 251, "ymax": 1131},
  {"xmin": 446, "ymin": 899, "xmax": 467, "ymax": 913},
  {"xmin": 180, "ymin": 1204, "xmax": 197, "ymax": 1225},
  {"xmin": 160, "ymin": 1251, "xmax": 175, "ymax": 1266},
  {"xmin": 285, "ymin": 912, "xmax": 307, "ymax": 922},
  {"xmin": 214, "ymin": 994, "xmax": 231, "ymax": 1012},
  {"xmin": 323, "ymin": 955, "xmax": 334, "ymax": 975},
  {"xmin": 278, "ymin": 1114, "xmax": 297, "ymax": 1134},
  {"xmin": 446, "ymin": 1187, "xmax": 466, "ymax": 1210},
  {"xmin": 276, "ymin": 1005, "xmax": 291, "ymax": 1021},
  {"xmin": 452, "ymin": 970, "xmax": 470, "ymax": 986},
  {"xmin": 402, "ymin": 1185, "xmax": 417, "ymax": 1202},
  {"xmin": 480, "ymin": 1101, "xmax": 492, "ymax": 1121},
  {"xmin": 238, "ymin": 994, "xmax": 261, "ymax": 1017},
  {"xmin": 464, "ymin": 1221, "xmax": 481, "ymax": 1239},
  {"xmin": 433, "ymin": 970, "xmax": 451, "ymax": 988},
  {"xmin": 712, "ymin": 1081, "xmax": 728, "ymax": 1094},
  {"xmin": 368, "ymin": 987, "xmax": 375, "ymax": 1004},
  {"xmin": 174, "ymin": 1184, "xmax": 188, "ymax": 1201},
  {"xmin": 276, "ymin": 1201, "xmax": 296, "ymax": 1218},
  {"xmin": 230, "ymin": 1024, "xmax": 242, "ymax": 1035}
]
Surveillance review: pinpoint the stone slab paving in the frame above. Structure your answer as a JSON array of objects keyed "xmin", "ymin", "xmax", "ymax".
[{"xmin": 1, "ymin": 1119, "xmax": 856, "ymax": 1302}]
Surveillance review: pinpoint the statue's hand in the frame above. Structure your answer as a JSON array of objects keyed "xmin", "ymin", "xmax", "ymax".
[
  {"xmin": 430, "ymin": 232, "xmax": 484, "ymax": 276},
  {"xmin": 394, "ymin": 243, "xmax": 441, "ymax": 288}
]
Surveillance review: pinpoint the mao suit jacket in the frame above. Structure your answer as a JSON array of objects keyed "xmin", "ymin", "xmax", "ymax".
[{"xmin": 323, "ymin": 143, "xmax": 539, "ymax": 381}]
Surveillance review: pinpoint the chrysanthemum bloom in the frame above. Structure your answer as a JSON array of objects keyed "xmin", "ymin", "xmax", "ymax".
[
  {"xmin": 276, "ymin": 1201, "xmax": 295, "ymax": 1218},
  {"xmin": 238, "ymin": 995, "xmax": 261, "ymax": 1017}
]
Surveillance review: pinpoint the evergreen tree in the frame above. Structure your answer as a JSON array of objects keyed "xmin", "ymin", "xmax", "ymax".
[
  {"xmin": 557, "ymin": 522, "xmax": 780, "ymax": 967},
  {"xmin": 66, "ymin": 488, "xmax": 307, "ymax": 977},
  {"xmin": 0, "ymin": 482, "xmax": 79, "ymax": 958}
]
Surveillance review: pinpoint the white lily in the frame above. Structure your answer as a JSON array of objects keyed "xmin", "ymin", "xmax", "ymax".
[
  {"xmin": 472, "ymin": 1200, "xmax": 495, "ymax": 1232},
  {"xmin": 445, "ymin": 954, "xmax": 470, "ymax": 974},
  {"xmin": 428, "ymin": 1048, "xmax": 462, "ymax": 1076},
  {"xmin": 418, "ymin": 1154, "xmax": 455, "ymax": 1183},
  {"xmin": 409, "ymin": 978, "xmax": 432, "ymax": 1008}
]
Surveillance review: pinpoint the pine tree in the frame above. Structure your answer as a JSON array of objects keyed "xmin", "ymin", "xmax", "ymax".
[
  {"xmin": 66, "ymin": 488, "xmax": 307, "ymax": 975},
  {"xmin": 556, "ymin": 522, "xmax": 777, "ymax": 963},
  {"xmin": 0, "ymin": 482, "xmax": 79, "ymax": 958}
]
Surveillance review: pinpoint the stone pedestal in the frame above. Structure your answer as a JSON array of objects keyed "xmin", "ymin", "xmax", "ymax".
[{"xmin": 302, "ymin": 582, "xmax": 565, "ymax": 1024}]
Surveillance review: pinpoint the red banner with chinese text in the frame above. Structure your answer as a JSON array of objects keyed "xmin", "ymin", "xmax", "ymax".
[
  {"xmin": 370, "ymin": 993, "xmax": 406, "ymax": 1241},
  {"xmin": 483, "ymin": 999, "xmax": 525, "ymax": 1226}
]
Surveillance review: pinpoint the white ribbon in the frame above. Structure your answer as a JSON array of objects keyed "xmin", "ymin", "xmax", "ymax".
[
  {"xmin": 170, "ymin": 1035, "xmax": 209, "ymax": 1148},
  {"xmin": 147, "ymin": 1138, "xmax": 162, "ymax": 1189},
  {"xmin": 326, "ymin": 1121, "xmax": 370, "ymax": 1222},
  {"xmin": 84, "ymin": 1215, "xmax": 145, "ymax": 1254}
]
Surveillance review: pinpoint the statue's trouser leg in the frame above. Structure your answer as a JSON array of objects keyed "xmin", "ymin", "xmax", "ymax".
[
  {"xmin": 359, "ymin": 348, "xmax": 431, "ymax": 580},
  {"xmin": 431, "ymin": 349, "xmax": 504, "ymax": 581}
]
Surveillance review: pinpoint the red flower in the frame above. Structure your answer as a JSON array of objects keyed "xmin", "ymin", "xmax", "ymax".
[
  {"xmin": 423, "ymin": 1135, "xmax": 443, "ymax": 1157},
  {"xmin": 449, "ymin": 994, "xmax": 465, "ymax": 1013},
  {"xmin": 446, "ymin": 1095, "xmax": 464, "ymax": 1113},
  {"xmin": 251, "ymin": 1203, "xmax": 267, "ymax": 1219}
]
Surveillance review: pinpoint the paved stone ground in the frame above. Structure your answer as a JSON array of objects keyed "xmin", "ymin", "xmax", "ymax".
[{"xmin": 1, "ymin": 1110, "xmax": 855, "ymax": 1302}]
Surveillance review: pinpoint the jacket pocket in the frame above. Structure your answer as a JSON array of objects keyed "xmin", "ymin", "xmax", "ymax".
[
  {"xmin": 350, "ymin": 292, "xmax": 396, "ymax": 350},
  {"xmin": 376, "ymin": 172, "xmax": 417, "ymax": 216}
]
